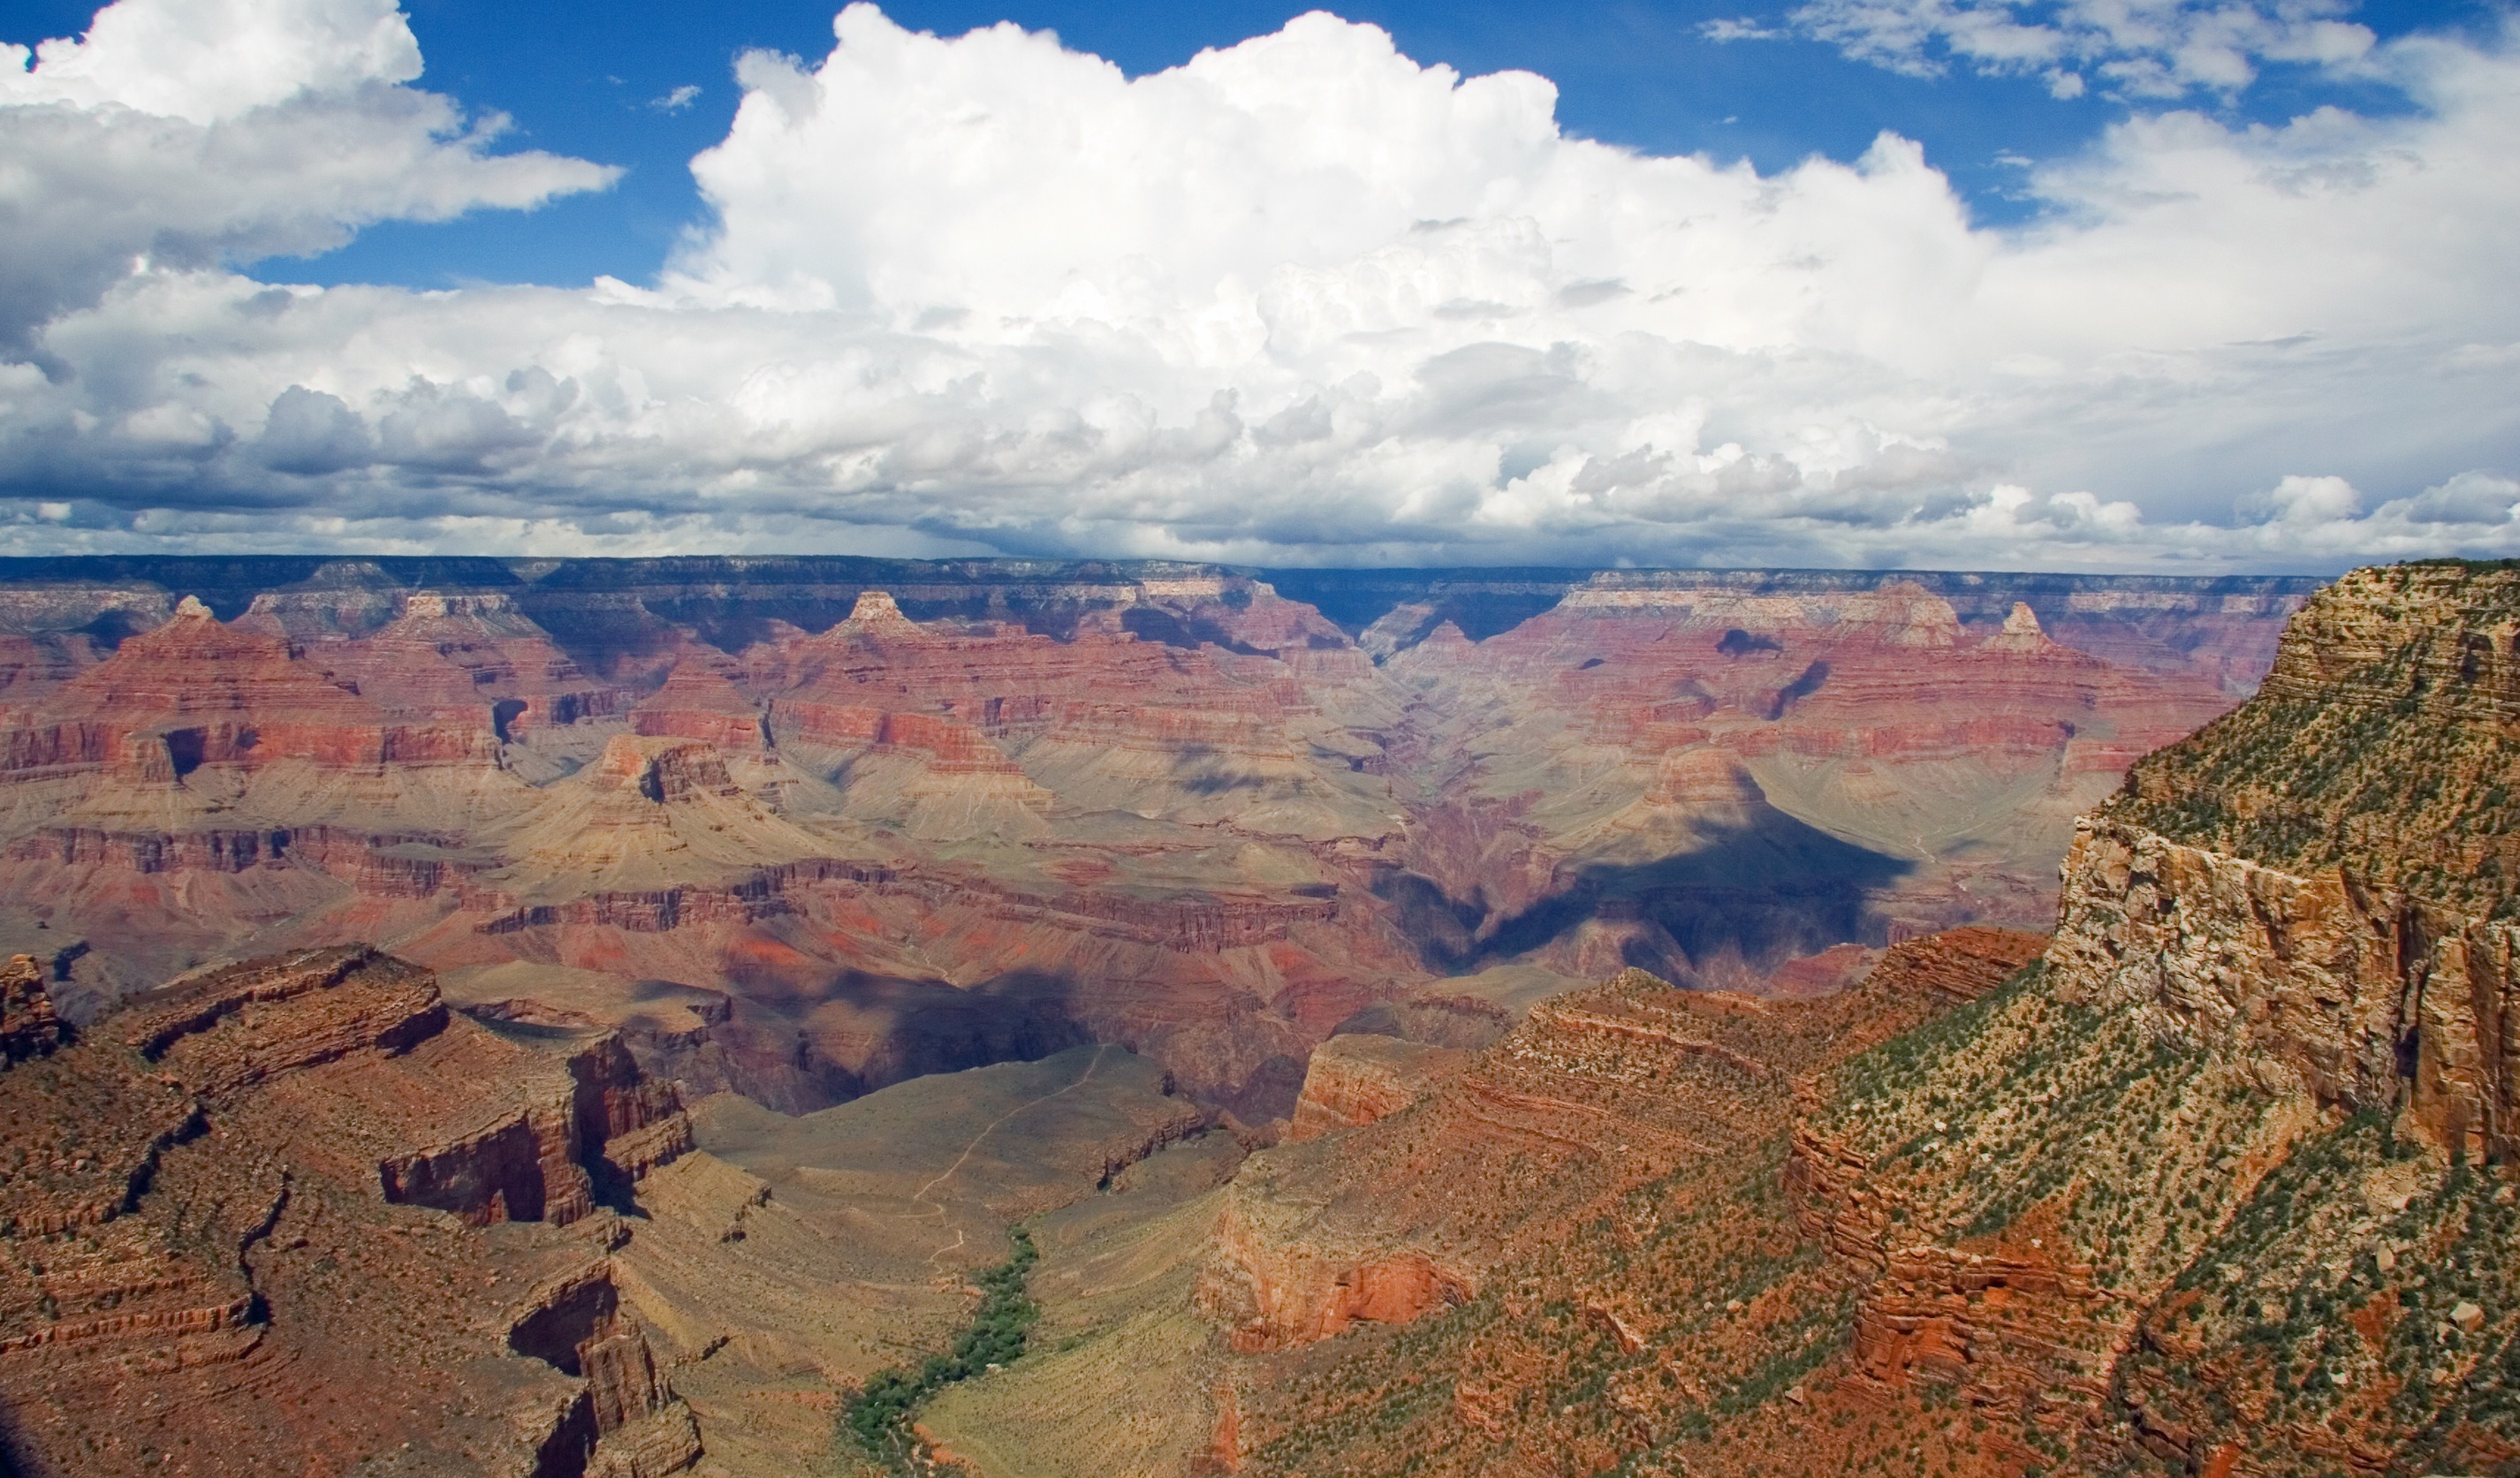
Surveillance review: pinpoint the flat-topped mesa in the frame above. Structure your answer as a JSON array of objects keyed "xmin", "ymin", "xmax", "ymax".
[
  {"xmin": 118, "ymin": 946, "xmax": 459, "ymax": 1108},
  {"xmin": 590, "ymin": 733, "xmax": 745, "ymax": 804},
  {"xmin": 1559, "ymin": 577, "xmax": 1963, "ymax": 649},
  {"xmin": 831, "ymin": 588, "xmax": 925, "ymax": 641},
  {"xmin": 0, "ymin": 595, "xmax": 497, "ymax": 774},
  {"xmin": 2061, "ymin": 561, "xmax": 2520, "ymax": 1160}
]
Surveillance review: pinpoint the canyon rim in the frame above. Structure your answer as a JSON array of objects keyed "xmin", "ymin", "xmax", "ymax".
[
  {"xmin": 7, "ymin": 0, "xmax": 2520, "ymax": 1468},
  {"xmin": 8, "ymin": 553, "xmax": 2516, "ymax": 1474}
]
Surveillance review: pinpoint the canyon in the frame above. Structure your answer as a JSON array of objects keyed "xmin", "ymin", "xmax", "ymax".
[
  {"xmin": 916, "ymin": 561, "xmax": 2520, "ymax": 1476},
  {"xmin": 25, "ymin": 553, "xmax": 2501, "ymax": 1474},
  {"xmin": 0, "ymin": 556, "xmax": 2304, "ymax": 1124}
]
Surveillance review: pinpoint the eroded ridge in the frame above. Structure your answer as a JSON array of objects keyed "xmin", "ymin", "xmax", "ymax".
[
  {"xmin": 0, "ymin": 946, "xmax": 702, "ymax": 1477},
  {"xmin": 0, "ymin": 560, "xmax": 2302, "ymax": 1120},
  {"xmin": 1194, "ymin": 561, "xmax": 2520, "ymax": 1475}
]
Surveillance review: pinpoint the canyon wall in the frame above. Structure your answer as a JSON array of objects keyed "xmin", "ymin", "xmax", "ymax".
[
  {"xmin": 0, "ymin": 557, "xmax": 2309, "ymax": 1120},
  {"xmin": 0, "ymin": 945, "xmax": 703, "ymax": 1477},
  {"xmin": 930, "ymin": 562, "xmax": 2520, "ymax": 1478}
]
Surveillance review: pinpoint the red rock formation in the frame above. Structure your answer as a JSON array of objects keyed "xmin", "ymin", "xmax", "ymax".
[
  {"xmin": 313, "ymin": 590, "xmax": 631, "ymax": 735},
  {"xmin": 1286, "ymin": 1034, "xmax": 1469, "ymax": 1142},
  {"xmin": 0, "ymin": 946, "xmax": 702, "ymax": 1477},
  {"xmin": 1856, "ymin": 924, "xmax": 2046, "ymax": 1006},
  {"xmin": 631, "ymin": 658, "xmax": 765, "ymax": 750},
  {"xmin": 0, "ymin": 955, "xmax": 66, "ymax": 1064},
  {"xmin": 0, "ymin": 596, "xmax": 497, "ymax": 774},
  {"xmin": 0, "ymin": 632, "xmax": 102, "ymax": 702},
  {"xmin": 1203, "ymin": 1195, "xmax": 1475, "ymax": 1350}
]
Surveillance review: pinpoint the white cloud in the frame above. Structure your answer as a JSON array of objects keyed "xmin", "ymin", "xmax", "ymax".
[
  {"xmin": 0, "ymin": 1, "xmax": 2513, "ymax": 572},
  {"xmin": 650, "ymin": 83, "xmax": 701, "ymax": 112},
  {"xmin": 1782, "ymin": 0, "xmax": 2377, "ymax": 99},
  {"xmin": 0, "ymin": 0, "xmax": 615, "ymax": 346},
  {"xmin": 1701, "ymin": 18, "xmax": 1789, "ymax": 43}
]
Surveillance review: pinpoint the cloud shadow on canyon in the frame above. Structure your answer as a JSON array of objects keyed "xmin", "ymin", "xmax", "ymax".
[
  {"xmin": 691, "ymin": 964, "xmax": 1096, "ymax": 1114},
  {"xmin": 1380, "ymin": 805, "xmax": 1915, "ymax": 982}
]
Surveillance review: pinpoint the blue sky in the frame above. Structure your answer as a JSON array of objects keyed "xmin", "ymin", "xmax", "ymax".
[
  {"xmin": 0, "ymin": 0, "xmax": 2515, "ymax": 568},
  {"xmin": 8, "ymin": 0, "xmax": 2496, "ymax": 292}
]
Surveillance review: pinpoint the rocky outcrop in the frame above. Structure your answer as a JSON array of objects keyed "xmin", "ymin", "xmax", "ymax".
[
  {"xmin": 630, "ymin": 660, "xmax": 765, "ymax": 751},
  {"xmin": 313, "ymin": 589, "xmax": 631, "ymax": 736},
  {"xmin": 507, "ymin": 1261, "xmax": 700, "ymax": 1478},
  {"xmin": 0, "ymin": 954, "xmax": 67, "ymax": 1065},
  {"xmin": 0, "ymin": 946, "xmax": 703, "ymax": 1477},
  {"xmin": 1856, "ymin": 924, "xmax": 2047, "ymax": 1007},
  {"xmin": 1202, "ymin": 950, "xmax": 1997, "ymax": 1376},
  {"xmin": 1285, "ymin": 1035, "xmax": 1469, "ymax": 1142},
  {"xmin": 377, "ymin": 1023, "xmax": 689, "ymax": 1228},
  {"xmin": 0, "ymin": 596, "xmax": 500, "ymax": 776},
  {"xmin": 1201, "ymin": 1196, "xmax": 1475, "ymax": 1351},
  {"xmin": 2052, "ymin": 816, "xmax": 2520, "ymax": 1161}
]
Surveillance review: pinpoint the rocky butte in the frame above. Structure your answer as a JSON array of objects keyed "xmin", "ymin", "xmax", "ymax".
[
  {"xmin": 21, "ymin": 553, "xmax": 2488, "ymax": 1474},
  {"xmin": 0, "ymin": 557, "xmax": 2306, "ymax": 1117}
]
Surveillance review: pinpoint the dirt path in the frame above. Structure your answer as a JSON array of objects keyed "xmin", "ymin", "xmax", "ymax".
[{"xmin": 907, "ymin": 1044, "xmax": 1112, "ymax": 1268}]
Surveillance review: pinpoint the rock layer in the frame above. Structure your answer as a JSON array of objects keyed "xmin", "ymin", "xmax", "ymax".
[
  {"xmin": 0, "ymin": 946, "xmax": 702, "ymax": 1477},
  {"xmin": 0, "ymin": 557, "xmax": 2298, "ymax": 1119}
]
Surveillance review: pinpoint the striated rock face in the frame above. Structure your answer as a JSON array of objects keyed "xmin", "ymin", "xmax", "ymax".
[
  {"xmin": 0, "ymin": 557, "xmax": 2298, "ymax": 1118},
  {"xmin": 2051, "ymin": 817, "xmax": 2520, "ymax": 1160},
  {"xmin": 1770, "ymin": 564, "xmax": 2520, "ymax": 1474},
  {"xmin": 0, "ymin": 946, "xmax": 700, "ymax": 1477},
  {"xmin": 0, "ymin": 595, "xmax": 498, "ymax": 775},
  {"xmin": 2115, "ymin": 560, "xmax": 2520, "ymax": 911},
  {"xmin": 1285, "ymin": 1034, "xmax": 1470, "ymax": 1142},
  {"xmin": 1197, "ymin": 946, "xmax": 2013, "ymax": 1368},
  {"xmin": 0, "ymin": 954, "xmax": 67, "ymax": 1064},
  {"xmin": 631, "ymin": 658, "xmax": 765, "ymax": 750},
  {"xmin": 304, "ymin": 588, "xmax": 632, "ymax": 737},
  {"xmin": 1855, "ymin": 923, "xmax": 2046, "ymax": 1007}
]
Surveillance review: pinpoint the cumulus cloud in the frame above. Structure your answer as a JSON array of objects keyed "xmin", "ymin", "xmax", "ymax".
[
  {"xmin": 0, "ymin": 0, "xmax": 2513, "ymax": 571},
  {"xmin": 1780, "ymin": 0, "xmax": 2376, "ymax": 99},
  {"xmin": 0, "ymin": 0, "xmax": 615, "ymax": 347}
]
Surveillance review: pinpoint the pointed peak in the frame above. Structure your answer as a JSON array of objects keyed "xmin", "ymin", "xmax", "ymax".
[
  {"xmin": 172, "ymin": 595, "xmax": 214, "ymax": 620},
  {"xmin": 1985, "ymin": 600, "xmax": 2055, "ymax": 654}
]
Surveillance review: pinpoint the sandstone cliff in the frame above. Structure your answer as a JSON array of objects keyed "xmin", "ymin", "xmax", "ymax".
[
  {"xmin": 0, "ymin": 946, "xmax": 702, "ymax": 1477},
  {"xmin": 0, "ymin": 557, "xmax": 2295, "ymax": 1124},
  {"xmin": 1770, "ymin": 563, "xmax": 2520, "ymax": 1473},
  {"xmin": 937, "ymin": 565, "xmax": 2520, "ymax": 1476}
]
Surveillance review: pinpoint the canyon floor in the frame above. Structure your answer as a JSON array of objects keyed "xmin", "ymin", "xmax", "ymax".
[{"xmin": 14, "ymin": 557, "xmax": 2511, "ymax": 1474}]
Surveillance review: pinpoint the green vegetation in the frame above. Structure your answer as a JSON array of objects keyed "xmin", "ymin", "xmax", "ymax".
[
  {"xmin": 840, "ymin": 1228, "xmax": 1041, "ymax": 1472},
  {"xmin": 2109, "ymin": 564, "xmax": 2520, "ymax": 918}
]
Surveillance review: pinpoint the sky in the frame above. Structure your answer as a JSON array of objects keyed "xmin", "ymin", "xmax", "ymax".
[{"xmin": 0, "ymin": 0, "xmax": 2514, "ymax": 571}]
